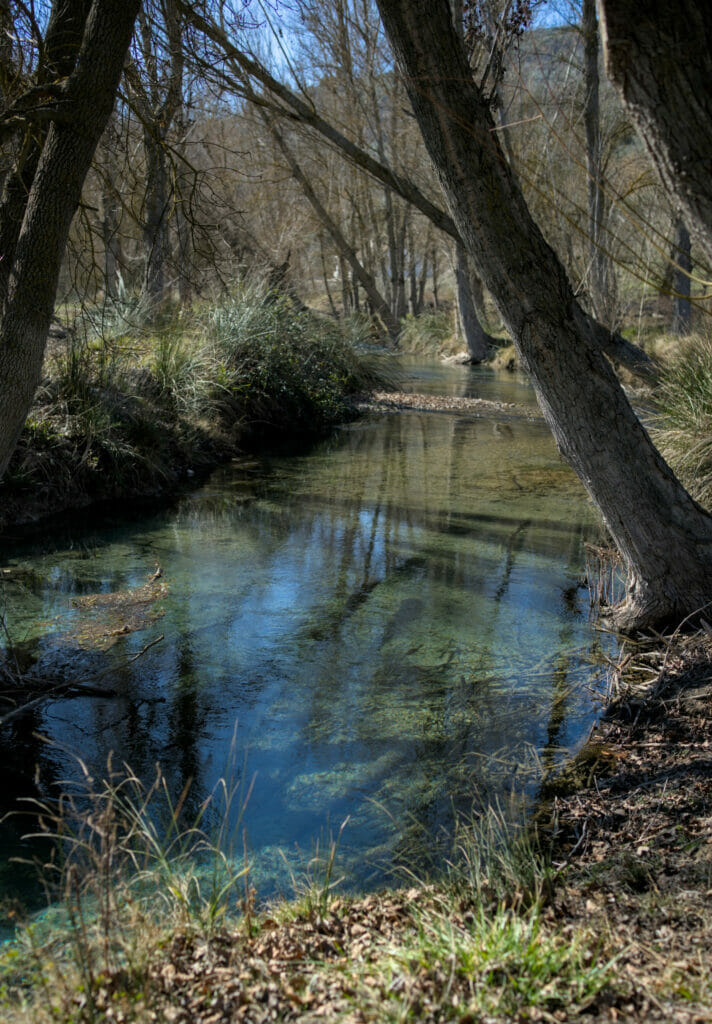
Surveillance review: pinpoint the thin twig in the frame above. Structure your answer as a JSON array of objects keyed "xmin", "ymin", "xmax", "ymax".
[{"xmin": 127, "ymin": 634, "xmax": 164, "ymax": 663}]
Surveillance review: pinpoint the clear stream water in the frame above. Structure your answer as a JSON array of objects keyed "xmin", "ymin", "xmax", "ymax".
[{"xmin": 0, "ymin": 361, "xmax": 613, "ymax": 929}]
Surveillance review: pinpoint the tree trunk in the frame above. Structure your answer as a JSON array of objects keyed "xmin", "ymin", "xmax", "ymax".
[
  {"xmin": 376, "ymin": 0, "xmax": 712, "ymax": 630},
  {"xmin": 142, "ymin": 128, "xmax": 169, "ymax": 307},
  {"xmin": 0, "ymin": 0, "xmax": 94, "ymax": 312},
  {"xmin": 671, "ymin": 218, "xmax": 692, "ymax": 336},
  {"xmin": 102, "ymin": 186, "xmax": 122, "ymax": 300},
  {"xmin": 597, "ymin": 0, "xmax": 712, "ymax": 266},
  {"xmin": 582, "ymin": 0, "xmax": 613, "ymax": 323},
  {"xmin": 0, "ymin": 0, "xmax": 140, "ymax": 480},
  {"xmin": 455, "ymin": 242, "xmax": 494, "ymax": 362}
]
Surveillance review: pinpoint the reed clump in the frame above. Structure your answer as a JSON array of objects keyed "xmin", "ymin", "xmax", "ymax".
[
  {"xmin": 1, "ymin": 280, "xmax": 392, "ymax": 524},
  {"xmin": 397, "ymin": 310, "xmax": 458, "ymax": 356},
  {"xmin": 652, "ymin": 333, "xmax": 712, "ymax": 509}
]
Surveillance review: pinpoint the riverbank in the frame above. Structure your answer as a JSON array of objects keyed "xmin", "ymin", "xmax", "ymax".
[
  {"xmin": 1, "ymin": 625, "xmax": 710, "ymax": 1022},
  {"xmin": 0, "ymin": 295, "xmax": 389, "ymax": 531}
]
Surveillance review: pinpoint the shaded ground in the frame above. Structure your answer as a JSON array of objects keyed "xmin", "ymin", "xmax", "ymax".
[{"xmin": 544, "ymin": 629, "xmax": 712, "ymax": 1022}]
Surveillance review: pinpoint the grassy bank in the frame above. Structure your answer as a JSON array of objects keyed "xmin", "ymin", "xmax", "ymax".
[
  {"xmin": 1, "ymin": 625, "xmax": 711, "ymax": 1023},
  {"xmin": 0, "ymin": 284, "xmax": 388, "ymax": 529}
]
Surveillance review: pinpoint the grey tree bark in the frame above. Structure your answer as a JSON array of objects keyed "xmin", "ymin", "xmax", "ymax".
[
  {"xmin": 0, "ymin": 0, "xmax": 140, "ymax": 480},
  {"xmin": 582, "ymin": 0, "xmax": 614, "ymax": 324},
  {"xmin": 97, "ymin": 119, "xmax": 124, "ymax": 300},
  {"xmin": 375, "ymin": 0, "xmax": 712, "ymax": 630},
  {"xmin": 597, "ymin": 0, "xmax": 712, "ymax": 266},
  {"xmin": 0, "ymin": 0, "xmax": 94, "ymax": 313},
  {"xmin": 455, "ymin": 243, "xmax": 494, "ymax": 362}
]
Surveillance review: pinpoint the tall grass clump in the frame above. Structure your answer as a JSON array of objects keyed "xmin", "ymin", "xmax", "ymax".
[
  {"xmin": 398, "ymin": 310, "xmax": 456, "ymax": 355},
  {"xmin": 0, "ymin": 754, "xmax": 249, "ymax": 1023},
  {"xmin": 196, "ymin": 280, "xmax": 388, "ymax": 434},
  {"xmin": 3, "ymin": 279, "xmax": 391, "ymax": 517},
  {"xmin": 653, "ymin": 334, "xmax": 712, "ymax": 509}
]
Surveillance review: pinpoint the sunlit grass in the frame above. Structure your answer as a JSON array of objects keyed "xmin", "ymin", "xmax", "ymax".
[
  {"xmin": 4, "ymin": 279, "xmax": 393, "ymax": 503},
  {"xmin": 0, "ymin": 769, "xmax": 623, "ymax": 1024},
  {"xmin": 653, "ymin": 333, "xmax": 712, "ymax": 509}
]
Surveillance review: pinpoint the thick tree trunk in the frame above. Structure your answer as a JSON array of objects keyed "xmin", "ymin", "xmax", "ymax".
[
  {"xmin": 455, "ymin": 242, "xmax": 494, "ymax": 362},
  {"xmin": 0, "ymin": 0, "xmax": 140, "ymax": 479},
  {"xmin": 0, "ymin": 0, "xmax": 94, "ymax": 312},
  {"xmin": 376, "ymin": 0, "xmax": 712, "ymax": 630},
  {"xmin": 671, "ymin": 218, "xmax": 692, "ymax": 336},
  {"xmin": 597, "ymin": 0, "xmax": 712, "ymax": 266}
]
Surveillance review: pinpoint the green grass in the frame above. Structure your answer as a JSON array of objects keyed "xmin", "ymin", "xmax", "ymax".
[
  {"xmin": 2, "ymin": 281, "xmax": 392, "ymax": 515},
  {"xmin": 341, "ymin": 899, "xmax": 614, "ymax": 1023},
  {"xmin": 652, "ymin": 334, "xmax": 712, "ymax": 508},
  {"xmin": 0, "ymin": 778, "xmax": 620, "ymax": 1024},
  {"xmin": 397, "ymin": 311, "xmax": 457, "ymax": 355}
]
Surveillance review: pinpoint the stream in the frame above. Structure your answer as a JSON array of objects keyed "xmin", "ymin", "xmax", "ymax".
[{"xmin": 0, "ymin": 361, "xmax": 614, "ymax": 932}]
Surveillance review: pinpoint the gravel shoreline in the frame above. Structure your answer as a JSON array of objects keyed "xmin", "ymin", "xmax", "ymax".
[{"xmin": 360, "ymin": 389, "xmax": 540, "ymax": 419}]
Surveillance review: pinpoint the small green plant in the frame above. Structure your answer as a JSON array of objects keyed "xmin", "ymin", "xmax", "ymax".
[{"xmin": 281, "ymin": 816, "xmax": 350, "ymax": 922}]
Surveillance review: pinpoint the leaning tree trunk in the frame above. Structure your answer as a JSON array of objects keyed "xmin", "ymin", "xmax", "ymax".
[
  {"xmin": 597, "ymin": 0, "xmax": 712, "ymax": 267},
  {"xmin": 375, "ymin": 0, "xmax": 712, "ymax": 630},
  {"xmin": 0, "ymin": 0, "xmax": 140, "ymax": 480},
  {"xmin": 455, "ymin": 242, "xmax": 494, "ymax": 362},
  {"xmin": 0, "ymin": 0, "xmax": 94, "ymax": 313},
  {"xmin": 266, "ymin": 115, "xmax": 401, "ymax": 342}
]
